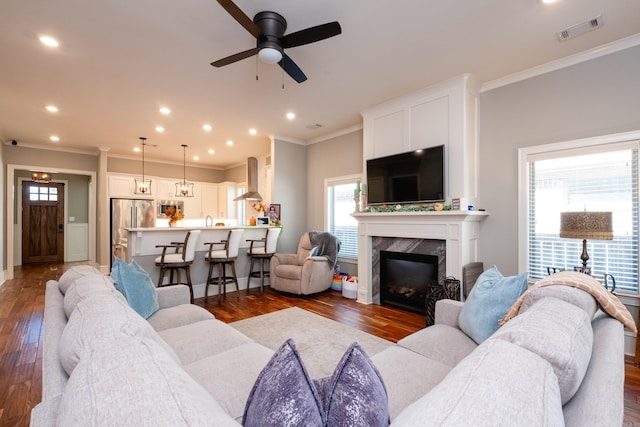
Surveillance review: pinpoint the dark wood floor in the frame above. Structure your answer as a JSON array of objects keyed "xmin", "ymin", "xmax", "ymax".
[{"xmin": 0, "ymin": 262, "xmax": 638, "ymax": 426}]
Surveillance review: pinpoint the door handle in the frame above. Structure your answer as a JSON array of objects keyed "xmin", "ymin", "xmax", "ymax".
[{"xmin": 58, "ymin": 224, "xmax": 64, "ymax": 233}]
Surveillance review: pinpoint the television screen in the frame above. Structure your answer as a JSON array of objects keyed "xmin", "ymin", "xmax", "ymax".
[{"xmin": 366, "ymin": 145, "xmax": 445, "ymax": 205}]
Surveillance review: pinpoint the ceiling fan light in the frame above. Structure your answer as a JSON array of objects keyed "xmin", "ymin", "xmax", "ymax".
[{"xmin": 258, "ymin": 47, "xmax": 282, "ymax": 64}]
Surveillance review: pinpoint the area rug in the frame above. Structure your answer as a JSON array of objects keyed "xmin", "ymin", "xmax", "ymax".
[{"xmin": 231, "ymin": 307, "xmax": 393, "ymax": 378}]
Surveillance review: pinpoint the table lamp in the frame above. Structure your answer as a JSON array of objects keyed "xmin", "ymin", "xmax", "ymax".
[{"xmin": 559, "ymin": 211, "xmax": 613, "ymax": 272}]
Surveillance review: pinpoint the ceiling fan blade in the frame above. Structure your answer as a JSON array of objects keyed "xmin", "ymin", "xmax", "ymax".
[
  {"xmin": 280, "ymin": 22, "xmax": 342, "ymax": 49},
  {"xmin": 216, "ymin": 0, "xmax": 262, "ymax": 39},
  {"xmin": 211, "ymin": 47, "xmax": 259, "ymax": 67},
  {"xmin": 279, "ymin": 53, "xmax": 307, "ymax": 83}
]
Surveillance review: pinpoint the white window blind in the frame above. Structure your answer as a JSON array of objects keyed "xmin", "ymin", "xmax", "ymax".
[
  {"xmin": 528, "ymin": 147, "xmax": 638, "ymax": 292},
  {"xmin": 326, "ymin": 178, "xmax": 359, "ymax": 257}
]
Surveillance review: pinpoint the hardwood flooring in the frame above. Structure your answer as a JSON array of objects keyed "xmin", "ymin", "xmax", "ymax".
[{"xmin": 0, "ymin": 262, "xmax": 638, "ymax": 426}]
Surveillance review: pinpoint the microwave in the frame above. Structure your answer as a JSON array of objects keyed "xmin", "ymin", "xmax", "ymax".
[{"xmin": 158, "ymin": 200, "xmax": 185, "ymax": 217}]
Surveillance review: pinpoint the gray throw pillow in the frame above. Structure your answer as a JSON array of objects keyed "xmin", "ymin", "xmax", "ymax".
[
  {"xmin": 243, "ymin": 338, "xmax": 325, "ymax": 426},
  {"xmin": 316, "ymin": 342, "xmax": 390, "ymax": 427},
  {"xmin": 243, "ymin": 339, "xmax": 390, "ymax": 427}
]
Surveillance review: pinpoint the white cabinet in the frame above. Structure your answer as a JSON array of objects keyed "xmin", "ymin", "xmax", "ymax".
[
  {"xmin": 216, "ymin": 182, "xmax": 236, "ymax": 219},
  {"xmin": 108, "ymin": 174, "xmax": 155, "ymax": 198},
  {"xmin": 181, "ymin": 183, "xmax": 201, "ymax": 219},
  {"xmin": 201, "ymin": 183, "xmax": 219, "ymax": 219},
  {"xmin": 156, "ymin": 179, "xmax": 176, "ymax": 200}
]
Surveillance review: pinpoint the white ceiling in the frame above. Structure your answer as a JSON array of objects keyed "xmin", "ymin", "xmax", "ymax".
[{"xmin": 0, "ymin": 0, "xmax": 639, "ymax": 169}]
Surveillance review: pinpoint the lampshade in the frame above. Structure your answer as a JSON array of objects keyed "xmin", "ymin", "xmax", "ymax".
[
  {"xmin": 134, "ymin": 137, "xmax": 152, "ymax": 195},
  {"xmin": 560, "ymin": 211, "xmax": 613, "ymax": 240},
  {"xmin": 175, "ymin": 144, "xmax": 194, "ymax": 197},
  {"xmin": 258, "ymin": 47, "xmax": 282, "ymax": 65},
  {"xmin": 31, "ymin": 171, "xmax": 51, "ymax": 183}
]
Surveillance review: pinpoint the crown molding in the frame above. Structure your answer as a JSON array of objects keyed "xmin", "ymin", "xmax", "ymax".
[
  {"xmin": 481, "ymin": 33, "xmax": 640, "ymax": 92},
  {"xmin": 308, "ymin": 124, "xmax": 363, "ymax": 145}
]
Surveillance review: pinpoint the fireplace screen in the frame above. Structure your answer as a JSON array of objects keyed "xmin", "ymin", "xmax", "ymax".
[{"xmin": 380, "ymin": 250, "xmax": 438, "ymax": 315}]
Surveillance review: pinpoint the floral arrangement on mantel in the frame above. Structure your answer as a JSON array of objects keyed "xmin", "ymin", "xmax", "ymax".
[
  {"xmin": 164, "ymin": 206, "xmax": 184, "ymax": 225},
  {"xmin": 364, "ymin": 203, "xmax": 453, "ymax": 213}
]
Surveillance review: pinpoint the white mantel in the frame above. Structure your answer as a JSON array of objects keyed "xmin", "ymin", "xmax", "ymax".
[{"xmin": 353, "ymin": 211, "xmax": 488, "ymax": 304}]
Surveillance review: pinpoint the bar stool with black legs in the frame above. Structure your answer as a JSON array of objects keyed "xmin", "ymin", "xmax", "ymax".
[
  {"xmin": 204, "ymin": 228, "xmax": 244, "ymax": 302},
  {"xmin": 246, "ymin": 227, "xmax": 282, "ymax": 293},
  {"xmin": 155, "ymin": 230, "xmax": 201, "ymax": 303}
]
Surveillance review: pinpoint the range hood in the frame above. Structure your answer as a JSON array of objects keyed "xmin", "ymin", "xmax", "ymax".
[{"xmin": 234, "ymin": 157, "xmax": 263, "ymax": 201}]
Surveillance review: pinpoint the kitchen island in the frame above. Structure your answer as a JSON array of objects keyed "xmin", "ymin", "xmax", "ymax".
[{"xmin": 122, "ymin": 226, "xmax": 278, "ymax": 299}]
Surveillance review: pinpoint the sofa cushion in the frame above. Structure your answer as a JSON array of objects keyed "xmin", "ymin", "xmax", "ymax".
[
  {"xmin": 158, "ymin": 318, "xmax": 253, "ymax": 365},
  {"xmin": 147, "ymin": 304, "xmax": 215, "ymax": 332},
  {"xmin": 59, "ymin": 293, "xmax": 180, "ymax": 375},
  {"xmin": 57, "ymin": 265, "xmax": 102, "ymax": 294},
  {"xmin": 57, "ymin": 336, "xmax": 240, "ymax": 426},
  {"xmin": 315, "ymin": 342, "xmax": 389, "ymax": 427},
  {"xmin": 458, "ymin": 266, "xmax": 528, "ymax": 344},
  {"xmin": 243, "ymin": 339, "xmax": 325, "ymax": 427},
  {"xmin": 184, "ymin": 342, "xmax": 275, "ymax": 422},
  {"xmin": 275, "ymin": 264, "xmax": 303, "ymax": 280},
  {"xmin": 371, "ymin": 346, "xmax": 451, "ymax": 420},
  {"xmin": 391, "ymin": 339, "xmax": 564, "ymax": 426},
  {"xmin": 397, "ymin": 324, "xmax": 477, "ymax": 368},
  {"xmin": 518, "ymin": 283, "xmax": 597, "ymax": 318},
  {"xmin": 491, "ymin": 297, "xmax": 593, "ymax": 404},
  {"xmin": 63, "ymin": 273, "xmax": 121, "ymax": 317},
  {"xmin": 111, "ymin": 258, "xmax": 159, "ymax": 319}
]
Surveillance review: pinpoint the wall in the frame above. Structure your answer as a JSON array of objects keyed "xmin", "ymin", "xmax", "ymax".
[
  {"xmin": 0, "ymin": 144, "xmax": 4, "ymax": 279},
  {"xmin": 107, "ymin": 157, "xmax": 225, "ymax": 182},
  {"xmin": 478, "ymin": 44, "xmax": 640, "ymax": 275},
  {"xmin": 306, "ymin": 130, "xmax": 363, "ymax": 231},
  {"xmin": 272, "ymin": 138, "xmax": 307, "ymax": 254}
]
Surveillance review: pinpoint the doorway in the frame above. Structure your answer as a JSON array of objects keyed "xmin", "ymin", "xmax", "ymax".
[{"xmin": 21, "ymin": 181, "xmax": 65, "ymax": 264}]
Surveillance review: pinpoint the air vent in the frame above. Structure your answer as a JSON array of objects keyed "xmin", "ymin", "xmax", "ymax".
[
  {"xmin": 557, "ymin": 15, "xmax": 603, "ymax": 41},
  {"xmin": 305, "ymin": 123, "xmax": 324, "ymax": 130}
]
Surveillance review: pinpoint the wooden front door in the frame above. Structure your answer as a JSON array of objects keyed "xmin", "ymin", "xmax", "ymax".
[{"xmin": 22, "ymin": 181, "xmax": 65, "ymax": 264}]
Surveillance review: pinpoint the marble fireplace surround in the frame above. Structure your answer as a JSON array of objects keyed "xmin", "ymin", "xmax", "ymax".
[{"xmin": 352, "ymin": 211, "xmax": 488, "ymax": 304}]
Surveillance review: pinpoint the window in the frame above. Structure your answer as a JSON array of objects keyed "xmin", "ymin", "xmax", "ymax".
[
  {"xmin": 326, "ymin": 175, "xmax": 360, "ymax": 258},
  {"xmin": 28, "ymin": 183, "xmax": 58, "ymax": 201},
  {"xmin": 522, "ymin": 138, "xmax": 639, "ymax": 293}
]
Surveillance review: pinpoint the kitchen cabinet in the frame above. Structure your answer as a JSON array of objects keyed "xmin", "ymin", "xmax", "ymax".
[
  {"xmin": 108, "ymin": 174, "xmax": 154, "ymax": 199},
  {"xmin": 217, "ymin": 182, "xmax": 236, "ymax": 219}
]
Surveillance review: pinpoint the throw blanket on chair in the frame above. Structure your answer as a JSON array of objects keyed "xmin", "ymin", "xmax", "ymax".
[
  {"xmin": 500, "ymin": 271, "xmax": 637, "ymax": 333},
  {"xmin": 309, "ymin": 231, "xmax": 341, "ymax": 271}
]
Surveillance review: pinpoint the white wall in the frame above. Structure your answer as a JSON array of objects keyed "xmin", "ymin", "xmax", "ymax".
[{"xmin": 478, "ymin": 44, "xmax": 640, "ymax": 275}]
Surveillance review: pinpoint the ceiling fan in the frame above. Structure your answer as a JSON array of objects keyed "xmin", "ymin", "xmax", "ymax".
[{"xmin": 211, "ymin": 0, "xmax": 342, "ymax": 83}]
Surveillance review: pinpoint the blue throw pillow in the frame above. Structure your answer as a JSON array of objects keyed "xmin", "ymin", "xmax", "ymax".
[
  {"xmin": 111, "ymin": 258, "xmax": 159, "ymax": 319},
  {"xmin": 458, "ymin": 265, "xmax": 528, "ymax": 344},
  {"xmin": 243, "ymin": 339, "xmax": 325, "ymax": 427}
]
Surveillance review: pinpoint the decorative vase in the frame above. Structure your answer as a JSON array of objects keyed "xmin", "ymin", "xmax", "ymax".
[{"xmin": 169, "ymin": 222, "xmax": 177, "ymax": 228}]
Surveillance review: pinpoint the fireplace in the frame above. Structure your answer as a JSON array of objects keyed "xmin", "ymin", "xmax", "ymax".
[{"xmin": 380, "ymin": 250, "xmax": 438, "ymax": 314}]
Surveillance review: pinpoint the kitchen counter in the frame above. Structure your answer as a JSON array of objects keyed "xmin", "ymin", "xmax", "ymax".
[{"xmin": 121, "ymin": 226, "xmax": 278, "ymax": 299}]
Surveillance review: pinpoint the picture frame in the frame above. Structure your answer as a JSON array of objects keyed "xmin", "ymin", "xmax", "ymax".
[
  {"xmin": 267, "ymin": 203, "xmax": 281, "ymax": 222},
  {"xmin": 451, "ymin": 198, "xmax": 461, "ymax": 210}
]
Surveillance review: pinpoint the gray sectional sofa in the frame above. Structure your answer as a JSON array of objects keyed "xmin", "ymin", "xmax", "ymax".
[{"xmin": 31, "ymin": 265, "xmax": 625, "ymax": 426}]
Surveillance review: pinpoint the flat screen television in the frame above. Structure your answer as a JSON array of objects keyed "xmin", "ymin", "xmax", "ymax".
[{"xmin": 366, "ymin": 145, "xmax": 445, "ymax": 205}]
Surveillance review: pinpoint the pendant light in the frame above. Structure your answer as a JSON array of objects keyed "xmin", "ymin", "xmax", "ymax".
[
  {"xmin": 134, "ymin": 137, "xmax": 152, "ymax": 195},
  {"xmin": 175, "ymin": 144, "xmax": 194, "ymax": 197}
]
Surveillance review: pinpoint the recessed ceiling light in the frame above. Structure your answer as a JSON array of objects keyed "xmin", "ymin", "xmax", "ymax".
[
  {"xmin": 159, "ymin": 107, "xmax": 171, "ymax": 115},
  {"xmin": 155, "ymin": 126, "xmax": 164, "ymax": 133},
  {"xmin": 226, "ymin": 140, "xmax": 234, "ymax": 146},
  {"xmin": 193, "ymin": 155, "xmax": 199, "ymax": 161},
  {"xmin": 249, "ymin": 128, "xmax": 257, "ymax": 135},
  {"xmin": 203, "ymin": 124, "xmax": 212, "ymax": 132},
  {"xmin": 538, "ymin": 0, "xmax": 558, "ymax": 3},
  {"xmin": 133, "ymin": 147, "xmax": 141, "ymax": 152},
  {"xmin": 39, "ymin": 35, "xmax": 59, "ymax": 48},
  {"xmin": 50, "ymin": 135, "xmax": 60, "ymax": 142},
  {"xmin": 286, "ymin": 112, "xmax": 296, "ymax": 120},
  {"xmin": 208, "ymin": 148, "xmax": 215, "ymax": 155},
  {"xmin": 45, "ymin": 105, "xmax": 58, "ymax": 113}
]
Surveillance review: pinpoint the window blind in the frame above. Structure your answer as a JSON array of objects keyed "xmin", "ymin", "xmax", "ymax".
[
  {"xmin": 327, "ymin": 182, "xmax": 358, "ymax": 257},
  {"xmin": 528, "ymin": 148, "xmax": 638, "ymax": 292}
]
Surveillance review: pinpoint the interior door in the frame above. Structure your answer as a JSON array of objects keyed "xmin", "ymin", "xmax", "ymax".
[{"xmin": 22, "ymin": 181, "xmax": 65, "ymax": 264}]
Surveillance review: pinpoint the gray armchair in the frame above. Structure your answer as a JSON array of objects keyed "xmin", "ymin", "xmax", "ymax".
[{"xmin": 270, "ymin": 232, "xmax": 338, "ymax": 295}]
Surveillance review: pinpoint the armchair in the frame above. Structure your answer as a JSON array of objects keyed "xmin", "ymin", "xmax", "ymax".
[{"xmin": 270, "ymin": 232, "xmax": 339, "ymax": 295}]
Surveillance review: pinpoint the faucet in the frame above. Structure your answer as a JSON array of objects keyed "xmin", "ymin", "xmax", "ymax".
[{"xmin": 205, "ymin": 215, "xmax": 213, "ymax": 228}]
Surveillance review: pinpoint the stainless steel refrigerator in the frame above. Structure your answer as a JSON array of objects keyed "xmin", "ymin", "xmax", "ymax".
[{"xmin": 110, "ymin": 198, "xmax": 156, "ymax": 267}]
